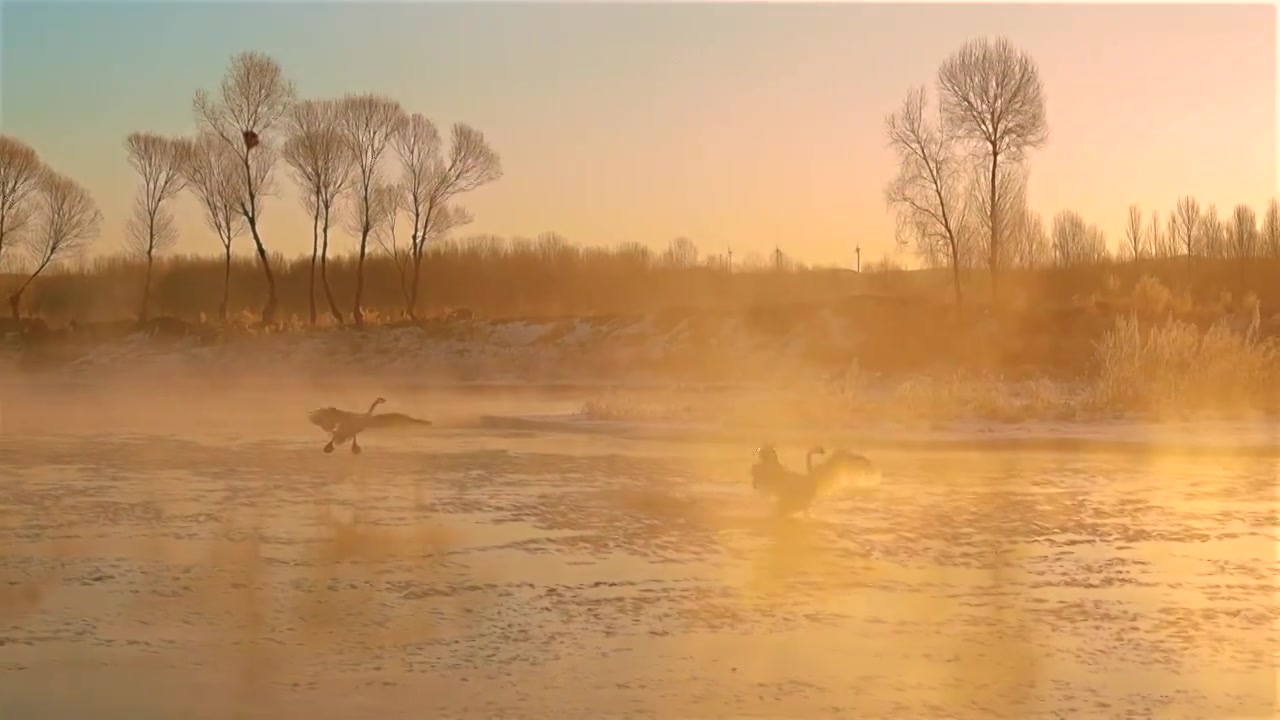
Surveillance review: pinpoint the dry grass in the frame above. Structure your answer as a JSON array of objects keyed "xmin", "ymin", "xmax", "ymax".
[{"xmin": 1093, "ymin": 309, "xmax": 1279, "ymax": 418}]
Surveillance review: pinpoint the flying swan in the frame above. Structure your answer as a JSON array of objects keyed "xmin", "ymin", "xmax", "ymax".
[{"xmin": 307, "ymin": 397, "xmax": 433, "ymax": 454}]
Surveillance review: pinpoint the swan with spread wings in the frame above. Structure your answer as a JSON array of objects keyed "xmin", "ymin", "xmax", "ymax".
[
  {"xmin": 751, "ymin": 444, "xmax": 879, "ymax": 516},
  {"xmin": 307, "ymin": 397, "xmax": 432, "ymax": 455}
]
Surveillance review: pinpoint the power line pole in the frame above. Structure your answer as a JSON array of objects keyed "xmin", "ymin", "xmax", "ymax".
[
  {"xmin": 774, "ymin": 245, "xmax": 782, "ymax": 271},
  {"xmin": 727, "ymin": 247, "xmax": 733, "ymax": 273},
  {"xmin": 855, "ymin": 244, "xmax": 862, "ymax": 273}
]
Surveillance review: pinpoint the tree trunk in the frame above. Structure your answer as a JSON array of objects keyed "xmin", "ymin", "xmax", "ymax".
[
  {"xmin": 320, "ymin": 205, "xmax": 344, "ymax": 324},
  {"xmin": 139, "ymin": 251, "xmax": 154, "ymax": 323},
  {"xmin": 10, "ymin": 265, "xmax": 43, "ymax": 320},
  {"xmin": 950, "ymin": 251, "xmax": 963, "ymax": 307},
  {"xmin": 220, "ymin": 243, "xmax": 232, "ymax": 322},
  {"xmin": 988, "ymin": 149, "xmax": 1000, "ymax": 306},
  {"xmin": 308, "ymin": 205, "xmax": 319, "ymax": 326},
  {"xmin": 247, "ymin": 217, "xmax": 277, "ymax": 326},
  {"xmin": 352, "ymin": 226, "xmax": 369, "ymax": 328},
  {"xmin": 408, "ymin": 249, "xmax": 425, "ymax": 321}
]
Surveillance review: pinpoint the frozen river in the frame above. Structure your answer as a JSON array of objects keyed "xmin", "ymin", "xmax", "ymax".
[{"xmin": 0, "ymin": 415, "xmax": 1276, "ymax": 718}]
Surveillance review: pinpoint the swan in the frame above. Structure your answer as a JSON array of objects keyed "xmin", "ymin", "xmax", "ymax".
[
  {"xmin": 307, "ymin": 397, "xmax": 432, "ymax": 454},
  {"xmin": 751, "ymin": 443, "xmax": 878, "ymax": 516}
]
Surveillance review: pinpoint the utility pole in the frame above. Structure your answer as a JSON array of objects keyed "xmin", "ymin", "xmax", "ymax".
[
  {"xmin": 727, "ymin": 247, "xmax": 733, "ymax": 273},
  {"xmin": 855, "ymin": 244, "xmax": 862, "ymax": 273},
  {"xmin": 774, "ymin": 245, "xmax": 782, "ymax": 271}
]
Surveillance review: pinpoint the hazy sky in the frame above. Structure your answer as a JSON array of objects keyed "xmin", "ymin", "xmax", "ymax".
[{"xmin": 2, "ymin": 1, "xmax": 1275, "ymax": 267}]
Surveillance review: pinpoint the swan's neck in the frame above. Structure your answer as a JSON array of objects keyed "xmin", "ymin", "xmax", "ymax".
[{"xmin": 367, "ymin": 401, "xmax": 381, "ymax": 415}]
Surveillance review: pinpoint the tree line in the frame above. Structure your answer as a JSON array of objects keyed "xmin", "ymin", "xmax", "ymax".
[
  {"xmin": 884, "ymin": 36, "xmax": 1278, "ymax": 307},
  {"xmin": 0, "ymin": 51, "xmax": 502, "ymax": 325}
]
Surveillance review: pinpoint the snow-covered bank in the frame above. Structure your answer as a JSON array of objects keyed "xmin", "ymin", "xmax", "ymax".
[
  {"xmin": 0, "ymin": 308, "xmax": 1010, "ymax": 386},
  {"xmin": 4, "ymin": 310, "xmax": 1279, "ymax": 428}
]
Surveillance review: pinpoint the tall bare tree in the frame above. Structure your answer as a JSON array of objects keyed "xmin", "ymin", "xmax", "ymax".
[
  {"xmin": 284, "ymin": 99, "xmax": 352, "ymax": 325},
  {"xmin": 393, "ymin": 112, "xmax": 441, "ymax": 318},
  {"xmin": 1123, "ymin": 204, "xmax": 1144, "ymax": 261},
  {"xmin": 123, "ymin": 133, "xmax": 186, "ymax": 322},
  {"xmin": 937, "ymin": 36, "xmax": 1049, "ymax": 304},
  {"xmin": 394, "ymin": 119, "xmax": 501, "ymax": 318},
  {"xmin": 1172, "ymin": 195, "xmax": 1200, "ymax": 272},
  {"xmin": 337, "ymin": 94, "xmax": 406, "ymax": 327},
  {"xmin": 9, "ymin": 170, "xmax": 101, "ymax": 318},
  {"xmin": 0, "ymin": 135, "xmax": 44, "ymax": 271},
  {"xmin": 193, "ymin": 51, "xmax": 296, "ymax": 324},
  {"xmin": 1261, "ymin": 198, "xmax": 1280, "ymax": 258},
  {"xmin": 884, "ymin": 87, "xmax": 970, "ymax": 304},
  {"xmin": 181, "ymin": 133, "xmax": 246, "ymax": 321}
]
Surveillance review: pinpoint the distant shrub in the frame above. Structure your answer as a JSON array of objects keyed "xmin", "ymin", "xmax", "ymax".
[{"xmin": 1128, "ymin": 275, "xmax": 1182, "ymax": 317}]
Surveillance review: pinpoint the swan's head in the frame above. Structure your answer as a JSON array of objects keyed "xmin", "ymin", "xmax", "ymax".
[
  {"xmin": 374, "ymin": 397, "xmax": 387, "ymax": 406},
  {"xmin": 752, "ymin": 444, "xmax": 781, "ymax": 491},
  {"xmin": 755, "ymin": 444, "xmax": 780, "ymax": 467}
]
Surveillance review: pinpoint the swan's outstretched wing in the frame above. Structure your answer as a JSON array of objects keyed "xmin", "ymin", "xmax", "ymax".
[
  {"xmin": 813, "ymin": 451, "xmax": 879, "ymax": 494},
  {"xmin": 365, "ymin": 412, "xmax": 433, "ymax": 431},
  {"xmin": 308, "ymin": 407, "xmax": 354, "ymax": 433}
]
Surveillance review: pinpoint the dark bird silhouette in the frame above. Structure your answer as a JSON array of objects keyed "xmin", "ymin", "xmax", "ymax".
[
  {"xmin": 307, "ymin": 397, "xmax": 432, "ymax": 455},
  {"xmin": 751, "ymin": 444, "xmax": 878, "ymax": 517}
]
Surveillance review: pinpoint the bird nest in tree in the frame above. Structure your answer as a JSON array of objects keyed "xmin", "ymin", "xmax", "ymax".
[{"xmin": 242, "ymin": 130, "xmax": 260, "ymax": 150}]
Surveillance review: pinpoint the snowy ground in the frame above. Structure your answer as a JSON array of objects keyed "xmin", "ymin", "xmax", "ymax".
[{"xmin": 0, "ymin": 382, "xmax": 1277, "ymax": 719}]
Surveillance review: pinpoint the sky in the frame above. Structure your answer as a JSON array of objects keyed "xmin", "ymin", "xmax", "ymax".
[{"xmin": 1, "ymin": 1, "xmax": 1275, "ymax": 268}]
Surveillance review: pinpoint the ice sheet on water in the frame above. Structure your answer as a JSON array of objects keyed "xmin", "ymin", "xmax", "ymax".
[{"xmin": 481, "ymin": 412, "xmax": 1280, "ymax": 453}]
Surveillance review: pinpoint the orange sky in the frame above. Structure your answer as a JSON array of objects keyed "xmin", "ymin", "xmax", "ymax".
[{"xmin": 2, "ymin": 1, "xmax": 1275, "ymax": 268}]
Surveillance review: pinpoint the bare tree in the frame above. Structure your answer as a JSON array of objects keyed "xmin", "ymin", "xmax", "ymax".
[
  {"xmin": 284, "ymin": 99, "xmax": 352, "ymax": 325},
  {"xmin": 193, "ymin": 51, "xmax": 296, "ymax": 324},
  {"xmin": 1227, "ymin": 203, "xmax": 1258, "ymax": 291},
  {"xmin": 1051, "ymin": 210, "xmax": 1108, "ymax": 268},
  {"xmin": 937, "ymin": 36, "xmax": 1049, "ymax": 304},
  {"xmin": 1199, "ymin": 204, "xmax": 1225, "ymax": 259},
  {"xmin": 1147, "ymin": 210, "xmax": 1169, "ymax": 259},
  {"xmin": 1172, "ymin": 196, "xmax": 1200, "ymax": 271},
  {"xmin": 1005, "ymin": 197, "xmax": 1049, "ymax": 270},
  {"xmin": 661, "ymin": 237, "xmax": 699, "ymax": 268},
  {"xmin": 966, "ymin": 163, "xmax": 1036, "ymax": 273},
  {"xmin": 884, "ymin": 87, "xmax": 970, "ymax": 304},
  {"xmin": 123, "ymin": 133, "xmax": 186, "ymax": 322},
  {"xmin": 9, "ymin": 170, "xmax": 101, "ymax": 318},
  {"xmin": 1051, "ymin": 210, "xmax": 1084, "ymax": 267},
  {"xmin": 1123, "ymin": 203, "xmax": 1144, "ymax": 261},
  {"xmin": 181, "ymin": 133, "xmax": 247, "ymax": 321},
  {"xmin": 1262, "ymin": 198, "xmax": 1280, "ymax": 258},
  {"xmin": 0, "ymin": 135, "xmax": 44, "ymax": 271},
  {"xmin": 371, "ymin": 182, "xmax": 414, "ymax": 312},
  {"xmin": 337, "ymin": 93, "xmax": 406, "ymax": 327},
  {"xmin": 1228, "ymin": 204, "xmax": 1258, "ymax": 259},
  {"xmin": 394, "ymin": 119, "xmax": 502, "ymax": 318}
]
